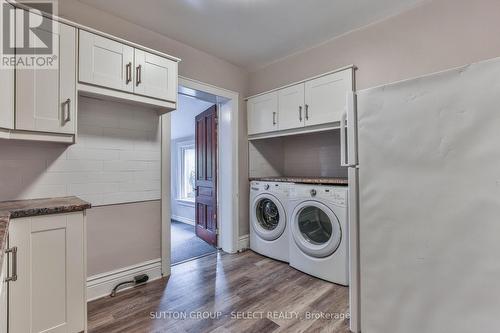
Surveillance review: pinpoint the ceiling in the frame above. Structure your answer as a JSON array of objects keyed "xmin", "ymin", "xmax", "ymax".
[{"xmin": 78, "ymin": 0, "xmax": 424, "ymax": 71}]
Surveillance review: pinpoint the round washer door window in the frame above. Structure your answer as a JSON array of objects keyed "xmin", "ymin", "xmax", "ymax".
[
  {"xmin": 291, "ymin": 201, "xmax": 341, "ymax": 258},
  {"xmin": 252, "ymin": 194, "xmax": 286, "ymax": 241}
]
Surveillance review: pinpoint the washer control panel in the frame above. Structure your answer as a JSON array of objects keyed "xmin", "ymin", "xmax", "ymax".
[{"xmin": 250, "ymin": 181, "xmax": 290, "ymax": 196}]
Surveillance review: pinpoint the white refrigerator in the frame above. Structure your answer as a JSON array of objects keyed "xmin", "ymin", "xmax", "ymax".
[{"xmin": 343, "ymin": 57, "xmax": 500, "ymax": 333}]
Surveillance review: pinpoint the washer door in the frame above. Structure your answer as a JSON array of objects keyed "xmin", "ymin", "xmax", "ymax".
[
  {"xmin": 291, "ymin": 201, "xmax": 342, "ymax": 258},
  {"xmin": 252, "ymin": 193, "xmax": 286, "ymax": 241}
]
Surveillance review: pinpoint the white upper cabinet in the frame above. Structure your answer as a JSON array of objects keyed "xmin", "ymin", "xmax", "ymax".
[
  {"xmin": 247, "ymin": 92, "xmax": 279, "ymax": 135},
  {"xmin": 0, "ymin": 1, "xmax": 14, "ymax": 130},
  {"xmin": 16, "ymin": 18, "xmax": 77, "ymax": 134},
  {"xmin": 278, "ymin": 83, "xmax": 305, "ymax": 131},
  {"xmin": 79, "ymin": 30, "xmax": 178, "ymax": 104},
  {"xmin": 79, "ymin": 30, "xmax": 134, "ymax": 93},
  {"xmin": 304, "ymin": 69, "xmax": 353, "ymax": 127},
  {"xmin": 134, "ymin": 49, "xmax": 177, "ymax": 102},
  {"xmin": 247, "ymin": 67, "xmax": 354, "ymax": 137}
]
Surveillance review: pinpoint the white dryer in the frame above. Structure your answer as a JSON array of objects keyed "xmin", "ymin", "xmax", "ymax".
[
  {"xmin": 287, "ymin": 183, "xmax": 349, "ymax": 285},
  {"xmin": 250, "ymin": 181, "xmax": 291, "ymax": 262}
]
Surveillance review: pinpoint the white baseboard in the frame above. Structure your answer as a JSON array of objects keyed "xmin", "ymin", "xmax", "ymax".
[
  {"xmin": 172, "ymin": 215, "xmax": 195, "ymax": 226},
  {"xmin": 86, "ymin": 258, "xmax": 162, "ymax": 302},
  {"xmin": 238, "ymin": 234, "xmax": 249, "ymax": 252}
]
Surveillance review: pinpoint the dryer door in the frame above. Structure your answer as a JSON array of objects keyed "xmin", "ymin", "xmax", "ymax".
[
  {"xmin": 251, "ymin": 193, "xmax": 286, "ymax": 241},
  {"xmin": 291, "ymin": 201, "xmax": 342, "ymax": 258}
]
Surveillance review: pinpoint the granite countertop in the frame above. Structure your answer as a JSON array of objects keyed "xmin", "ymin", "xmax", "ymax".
[
  {"xmin": 249, "ymin": 176, "xmax": 349, "ymax": 185},
  {"xmin": 0, "ymin": 197, "xmax": 91, "ymax": 277}
]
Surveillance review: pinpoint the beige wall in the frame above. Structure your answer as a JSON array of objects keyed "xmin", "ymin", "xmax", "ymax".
[
  {"xmin": 86, "ymin": 201, "xmax": 161, "ymax": 276},
  {"xmin": 248, "ymin": 0, "xmax": 500, "ymax": 95}
]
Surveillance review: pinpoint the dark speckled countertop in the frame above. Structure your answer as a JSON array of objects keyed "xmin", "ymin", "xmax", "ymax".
[
  {"xmin": 0, "ymin": 197, "xmax": 91, "ymax": 277},
  {"xmin": 249, "ymin": 176, "xmax": 348, "ymax": 186}
]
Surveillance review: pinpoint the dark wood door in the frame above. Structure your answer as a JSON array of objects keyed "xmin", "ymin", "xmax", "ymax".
[{"xmin": 195, "ymin": 105, "xmax": 218, "ymax": 246}]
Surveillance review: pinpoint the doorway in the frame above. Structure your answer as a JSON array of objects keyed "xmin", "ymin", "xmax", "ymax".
[
  {"xmin": 169, "ymin": 94, "xmax": 218, "ymax": 265},
  {"xmin": 161, "ymin": 77, "xmax": 240, "ymax": 276}
]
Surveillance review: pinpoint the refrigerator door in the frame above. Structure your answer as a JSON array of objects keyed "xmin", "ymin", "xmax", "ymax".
[
  {"xmin": 357, "ymin": 58, "xmax": 500, "ymax": 333},
  {"xmin": 348, "ymin": 166, "xmax": 360, "ymax": 333}
]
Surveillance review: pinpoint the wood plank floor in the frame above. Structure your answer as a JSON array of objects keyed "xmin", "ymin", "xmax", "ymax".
[{"xmin": 88, "ymin": 251, "xmax": 350, "ymax": 333}]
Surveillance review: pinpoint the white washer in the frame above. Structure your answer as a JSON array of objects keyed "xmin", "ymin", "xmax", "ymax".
[
  {"xmin": 287, "ymin": 183, "xmax": 349, "ymax": 285},
  {"xmin": 250, "ymin": 181, "xmax": 291, "ymax": 262}
]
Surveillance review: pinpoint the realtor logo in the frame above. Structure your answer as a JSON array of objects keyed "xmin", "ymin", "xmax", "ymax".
[{"xmin": 1, "ymin": 1, "xmax": 59, "ymax": 69}]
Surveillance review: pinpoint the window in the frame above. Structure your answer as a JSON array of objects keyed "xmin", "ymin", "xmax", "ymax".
[{"xmin": 179, "ymin": 143, "xmax": 196, "ymax": 202}]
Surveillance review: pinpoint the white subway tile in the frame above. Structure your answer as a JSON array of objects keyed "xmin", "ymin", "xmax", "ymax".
[
  {"xmin": 0, "ymin": 97, "xmax": 161, "ymax": 205},
  {"xmin": 67, "ymin": 148, "xmax": 120, "ymax": 161}
]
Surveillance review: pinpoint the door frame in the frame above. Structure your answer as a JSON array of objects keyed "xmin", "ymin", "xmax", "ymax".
[{"xmin": 161, "ymin": 76, "xmax": 240, "ymax": 276}]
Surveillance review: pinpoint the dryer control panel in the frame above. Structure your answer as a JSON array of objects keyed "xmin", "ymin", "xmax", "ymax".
[{"xmin": 288, "ymin": 185, "xmax": 347, "ymax": 207}]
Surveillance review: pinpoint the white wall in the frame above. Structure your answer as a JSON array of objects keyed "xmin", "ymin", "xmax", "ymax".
[
  {"xmin": 0, "ymin": 97, "xmax": 161, "ymax": 205},
  {"xmin": 171, "ymin": 95, "xmax": 214, "ymax": 140}
]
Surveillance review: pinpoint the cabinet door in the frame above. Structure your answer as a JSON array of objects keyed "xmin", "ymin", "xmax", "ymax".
[
  {"xmin": 278, "ymin": 83, "xmax": 305, "ymax": 131},
  {"xmin": 9, "ymin": 213, "xmax": 85, "ymax": 333},
  {"xmin": 304, "ymin": 69, "xmax": 353, "ymax": 126},
  {"xmin": 0, "ymin": 251, "xmax": 7, "ymax": 333},
  {"xmin": 0, "ymin": 0, "xmax": 14, "ymax": 130},
  {"xmin": 247, "ymin": 92, "xmax": 278, "ymax": 135},
  {"xmin": 16, "ymin": 20, "xmax": 77, "ymax": 134},
  {"xmin": 79, "ymin": 30, "xmax": 134, "ymax": 93},
  {"xmin": 134, "ymin": 49, "xmax": 177, "ymax": 102}
]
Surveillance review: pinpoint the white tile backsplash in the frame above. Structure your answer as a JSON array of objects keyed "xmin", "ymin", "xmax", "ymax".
[{"xmin": 0, "ymin": 96, "xmax": 161, "ymax": 206}]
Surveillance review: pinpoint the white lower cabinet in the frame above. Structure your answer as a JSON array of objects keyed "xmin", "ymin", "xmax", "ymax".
[
  {"xmin": 8, "ymin": 212, "xmax": 86, "ymax": 333},
  {"xmin": 0, "ymin": 254, "xmax": 7, "ymax": 333}
]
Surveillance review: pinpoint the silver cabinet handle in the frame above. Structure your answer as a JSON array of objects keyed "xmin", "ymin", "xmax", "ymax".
[
  {"xmin": 5, "ymin": 247, "xmax": 17, "ymax": 282},
  {"xmin": 272, "ymin": 112, "xmax": 276, "ymax": 125},
  {"xmin": 305, "ymin": 104, "xmax": 309, "ymax": 120},
  {"xmin": 126, "ymin": 62, "xmax": 132, "ymax": 84},
  {"xmin": 299, "ymin": 106, "xmax": 303, "ymax": 121},
  {"xmin": 136, "ymin": 65, "xmax": 142, "ymax": 86},
  {"xmin": 62, "ymin": 98, "xmax": 71, "ymax": 123}
]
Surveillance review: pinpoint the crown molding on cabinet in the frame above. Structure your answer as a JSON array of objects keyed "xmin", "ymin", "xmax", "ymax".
[{"xmin": 245, "ymin": 64, "xmax": 356, "ymax": 101}]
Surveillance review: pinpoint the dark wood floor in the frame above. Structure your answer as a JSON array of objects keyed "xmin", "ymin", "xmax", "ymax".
[{"xmin": 88, "ymin": 251, "xmax": 350, "ymax": 333}]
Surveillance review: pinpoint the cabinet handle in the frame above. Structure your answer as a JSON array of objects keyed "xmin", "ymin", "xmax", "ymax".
[
  {"xmin": 126, "ymin": 62, "xmax": 132, "ymax": 84},
  {"xmin": 299, "ymin": 106, "xmax": 303, "ymax": 121},
  {"xmin": 305, "ymin": 104, "xmax": 309, "ymax": 120},
  {"xmin": 272, "ymin": 112, "xmax": 277, "ymax": 125},
  {"xmin": 136, "ymin": 65, "xmax": 142, "ymax": 86},
  {"xmin": 63, "ymin": 98, "xmax": 71, "ymax": 123},
  {"xmin": 5, "ymin": 247, "xmax": 17, "ymax": 282}
]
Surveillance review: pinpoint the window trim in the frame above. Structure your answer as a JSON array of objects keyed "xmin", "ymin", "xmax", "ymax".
[{"xmin": 176, "ymin": 139, "xmax": 196, "ymax": 206}]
